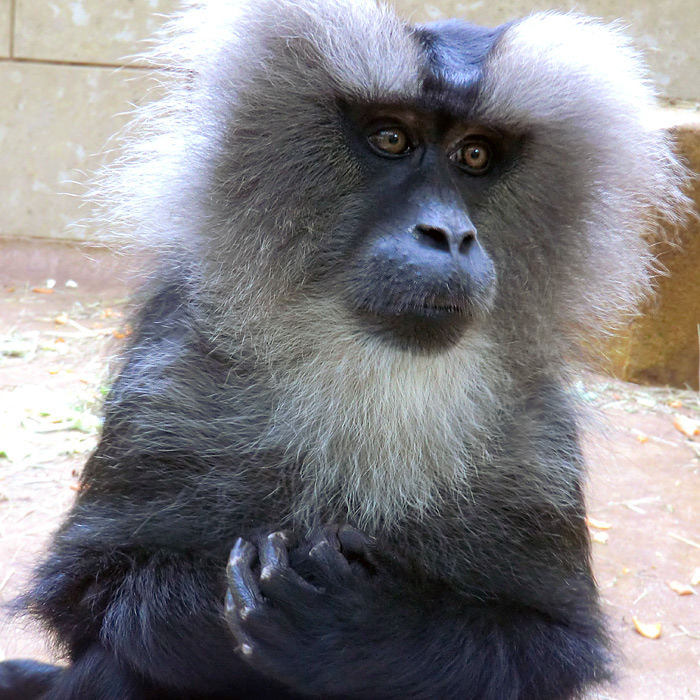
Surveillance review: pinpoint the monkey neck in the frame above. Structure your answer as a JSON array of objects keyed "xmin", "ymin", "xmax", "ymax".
[{"xmin": 248, "ymin": 305, "xmax": 510, "ymax": 532}]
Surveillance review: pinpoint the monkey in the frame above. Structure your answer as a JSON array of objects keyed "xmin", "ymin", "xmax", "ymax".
[{"xmin": 0, "ymin": 0, "xmax": 688, "ymax": 698}]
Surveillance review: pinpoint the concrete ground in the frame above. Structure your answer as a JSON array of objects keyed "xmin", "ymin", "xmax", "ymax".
[{"xmin": 0, "ymin": 239, "xmax": 698, "ymax": 698}]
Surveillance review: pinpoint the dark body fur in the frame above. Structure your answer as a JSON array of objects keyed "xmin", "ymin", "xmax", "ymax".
[
  {"xmin": 19, "ymin": 281, "xmax": 606, "ymax": 700},
  {"xmin": 0, "ymin": 1, "xmax": 685, "ymax": 698}
]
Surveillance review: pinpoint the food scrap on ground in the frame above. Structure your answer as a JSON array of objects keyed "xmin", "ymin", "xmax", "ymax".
[
  {"xmin": 667, "ymin": 580, "xmax": 696, "ymax": 596},
  {"xmin": 632, "ymin": 616, "xmax": 663, "ymax": 640}
]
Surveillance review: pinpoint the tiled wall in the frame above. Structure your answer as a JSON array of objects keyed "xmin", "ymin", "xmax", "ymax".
[
  {"xmin": 13, "ymin": 0, "xmax": 169, "ymax": 65},
  {"xmin": 0, "ymin": 1, "xmax": 10, "ymax": 57},
  {"xmin": 1, "ymin": 0, "xmax": 697, "ymax": 241},
  {"xmin": 0, "ymin": 0, "xmax": 177, "ymax": 241}
]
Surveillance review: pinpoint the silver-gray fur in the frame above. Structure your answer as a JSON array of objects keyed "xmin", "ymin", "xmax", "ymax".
[
  {"xmin": 95, "ymin": 0, "xmax": 686, "ymax": 530},
  {"xmin": 0, "ymin": 2, "xmax": 690, "ymax": 700}
]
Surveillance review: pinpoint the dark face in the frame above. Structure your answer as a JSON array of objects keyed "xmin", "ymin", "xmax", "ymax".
[
  {"xmin": 320, "ymin": 20, "xmax": 522, "ymax": 354},
  {"xmin": 339, "ymin": 102, "xmax": 520, "ymax": 353}
]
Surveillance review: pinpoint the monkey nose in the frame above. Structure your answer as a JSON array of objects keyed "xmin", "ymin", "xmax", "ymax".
[{"xmin": 413, "ymin": 223, "xmax": 477, "ymax": 258}]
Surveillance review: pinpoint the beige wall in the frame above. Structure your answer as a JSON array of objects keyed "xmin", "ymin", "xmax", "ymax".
[
  {"xmin": 14, "ymin": 0, "xmax": 172, "ymax": 65},
  {"xmin": 0, "ymin": 0, "xmax": 697, "ymax": 241},
  {"xmin": 0, "ymin": 0, "xmax": 10, "ymax": 57},
  {"xmin": 1, "ymin": 64, "xmax": 151, "ymax": 240},
  {"xmin": 0, "ymin": 0, "xmax": 179, "ymax": 241}
]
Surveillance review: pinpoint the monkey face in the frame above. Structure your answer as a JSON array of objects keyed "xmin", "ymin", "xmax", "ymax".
[
  {"xmin": 135, "ymin": 7, "xmax": 684, "ymax": 362},
  {"xmin": 340, "ymin": 105, "xmax": 527, "ymax": 352}
]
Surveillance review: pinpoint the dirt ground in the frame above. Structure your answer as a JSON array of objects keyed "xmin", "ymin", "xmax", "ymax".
[{"xmin": 0, "ymin": 239, "xmax": 698, "ymax": 698}]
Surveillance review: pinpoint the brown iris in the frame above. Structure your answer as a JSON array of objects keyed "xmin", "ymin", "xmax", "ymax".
[
  {"xmin": 453, "ymin": 141, "xmax": 491, "ymax": 174},
  {"xmin": 368, "ymin": 127, "xmax": 411, "ymax": 156}
]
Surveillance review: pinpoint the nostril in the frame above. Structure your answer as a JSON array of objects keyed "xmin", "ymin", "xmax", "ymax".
[
  {"xmin": 414, "ymin": 224, "xmax": 450, "ymax": 253},
  {"xmin": 414, "ymin": 224, "xmax": 477, "ymax": 256},
  {"xmin": 458, "ymin": 231, "xmax": 476, "ymax": 256}
]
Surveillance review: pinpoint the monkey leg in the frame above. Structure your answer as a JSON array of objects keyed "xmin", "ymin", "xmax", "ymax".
[
  {"xmin": 226, "ymin": 527, "xmax": 611, "ymax": 700},
  {"xmin": 0, "ymin": 659, "xmax": 65, "ymax": 700},
  {"xmin": 0, "ymin": 646, "xmax": 177, "ymax": 700},
  {"xmin": 28, "ymin": 646, "xmax": 155, "ymax": 700}
]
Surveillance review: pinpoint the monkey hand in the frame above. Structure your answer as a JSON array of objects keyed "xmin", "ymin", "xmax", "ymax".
[{"xmin": 225, "ymin": 525, "xmax": 387, "ymax": 695}]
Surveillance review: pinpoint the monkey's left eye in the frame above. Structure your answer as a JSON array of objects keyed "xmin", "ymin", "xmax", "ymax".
[
  {"xmin": 452, "ymin": 141, "xmax": 492, "ymax": 174},
  {"xmin": 368, "ymin": 127, "xmax": 412, "ymax": 157}
]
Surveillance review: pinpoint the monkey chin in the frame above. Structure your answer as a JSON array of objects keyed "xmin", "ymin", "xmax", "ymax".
[{"xmin": 357, "ymin": 305, "xmax": 475, "ymax": 354}]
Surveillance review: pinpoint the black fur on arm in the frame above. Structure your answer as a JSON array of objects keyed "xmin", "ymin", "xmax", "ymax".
[{"xmin": 224, "ymin": 527, "xmax": 610, "ymax": 700}]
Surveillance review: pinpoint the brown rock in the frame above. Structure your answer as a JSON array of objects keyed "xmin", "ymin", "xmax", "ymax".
[{"xmin": 605, "ymin": 114, "xmax": 700, "ymax": 389}]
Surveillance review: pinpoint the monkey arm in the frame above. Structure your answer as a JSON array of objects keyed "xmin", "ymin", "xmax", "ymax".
[
  {"xmin": 22, "ymin": 529, "xmax": 305, "ymax": 700},
  {"xmin": 226, "ymin": 528, "xmax": 611, "ymax": 700}
]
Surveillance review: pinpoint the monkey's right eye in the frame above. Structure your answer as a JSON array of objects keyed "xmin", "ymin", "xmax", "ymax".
[{"xmin": 367, "ymin": 127, "xmax": 412, "ymax": 157}]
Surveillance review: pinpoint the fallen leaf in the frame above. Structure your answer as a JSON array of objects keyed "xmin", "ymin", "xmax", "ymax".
[
  {"xmin": 591, "ymin": 531, "xmax": 609, "ymax": 544},
  {"xmin": 632, "ymin": 616, "xmax": 662, "ymax": 639},
  {"xmin": 586, "ymin": 516, "xmax": 612, "ymax": 530},
  {"xmin": 692, "ymin": 568, "xmax": 700, "ymax": 586},
  {"xmin": 47, "ymin": 368, "xmax": 60, "ymax": 375},
  {"xmin": 55, "ymin": 314, "xmax": 69, "ymax": 325},
  {"xmin": 668, "ymin": 580, "xmax": 696, "ymax": 596},
  {"xmin": 32, "ymin": 287, "xmax": 54, "ymax": 295},
  {"xmin": 113, "ymin": 324, "xmax": 133, "ymax": 340},
  {"xmin": 100, "ymin": 308, "xmax": 122, "ymax": 319},
  {"xmin": 673, "ymin": 414, "xmax": 700, "ymax": 438},
  {"xmin": 635, "ymin": 433, "xmax": 649, "ymax": 443},
  {"xmin": 669, "ymin": 400, "xmax": 683, "ymax": 409}
]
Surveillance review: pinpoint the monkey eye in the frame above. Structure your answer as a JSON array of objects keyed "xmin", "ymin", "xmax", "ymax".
[
  {"xmin": 451, "ymin": 141, "xmax": 492, "ymax": 174},
  {"xmin": 367, "ymin": 127, "xmax": 412, "ymax": 157}
]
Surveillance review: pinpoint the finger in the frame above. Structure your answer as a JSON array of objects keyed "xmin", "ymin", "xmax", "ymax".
[
  {"xmin": 258, "ymin": 532, "xmax": 319, "ymax": 600},
  {"xmin": 338, "ymin": 524, "xmax": 374, "ymax": 555},
  {"xmin": 226, "ymin": 538, "xmax": 263, "ymax": 612}
]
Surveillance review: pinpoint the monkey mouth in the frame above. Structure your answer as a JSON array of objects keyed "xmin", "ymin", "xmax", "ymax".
[
  {"xmin": 356, "ymin": 293, "xmax": 471, "ymax": 319},
  {"xmin": 386, "ymin": 296, "xmax": 472, "ymax": 319},
  {"xmin": 354, "ymin": 300, "xmax": 473, "ymax": 353}
]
